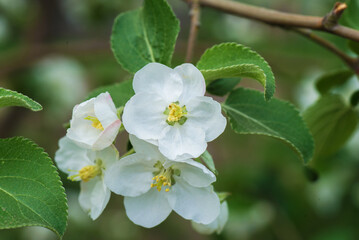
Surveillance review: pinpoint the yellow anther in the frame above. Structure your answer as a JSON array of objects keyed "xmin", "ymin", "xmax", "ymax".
[
  {"xmin": 84, "ymin": 116, "xmax": 104, "ymax": 131},
  {"xmin": 150, "ymin": 167, "xmax": 173, "ymax": 193},
  {"xmin": 165, "ymin": 188, "xmax": 170, "ymax": 192},
  {"xmin": 78, "ymin": 165, "xmax": 101, "ymax": 182},
  {"xmin": 167, "ymin": 103, "xmax": 187, "ymax": 122}
]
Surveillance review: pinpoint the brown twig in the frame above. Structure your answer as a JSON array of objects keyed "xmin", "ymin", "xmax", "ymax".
[
  {"xmin": 185, "ymin": 0, "xmax": 201, "ymax": 63},
  {"xmin": 293, "ymin": 28, "xmax": 359, "ymax": 74},
  {"xmin": 182, "ymin": 0, "xmax": 359, "ymax": 42}
]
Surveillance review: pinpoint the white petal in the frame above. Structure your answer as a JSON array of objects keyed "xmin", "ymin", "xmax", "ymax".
[
  {"xmin": 167, "ymin": 178, "xmax": 220, "ymax": 224},
  {"xmin": 124, "ymin": 188, "xmax": 172, "ymax": 228},
  {"xmin": 91, "ymin": 120, "xmax": 122, "ymax": 150},
  {"xmin": 158, "ymin": 124, "xmax": 206, "ymax": 160},
  {"xmin": 129, "ymin": 135, "xmax": 165, "ymax": 161},
  {"xmin": 172, "ymin": 159, "xmax": 216, "ymax": 187},
  {"xmin": 95, "ymin": 145, "xmax": 119, "ymax": 169},
  {"xmin": 174, "ymin": 63, "xmax": 206, "ymax": 105},
  {"xmin": 104, "ymin": 154, "xmax": 156, "ymax": 197},
  {"xmin": 78, "ymin": 178, "xmax": 111, "ymax": 220},
  {"xmin": 191, "ymin": 201, "xmax": 229, "ymax": 234},
  {"xmin": 94, "ymin": 92, "xmax": 119, "ymax": 128},
  {"xmin": 54, "ymin": 136, "xmax": 92, "ymax": 177},
  {"xmin": 186, "ymin": 96, "xmax": 227, "ymax": 142},
  {"xmin": 122, "ymin": 92, "xmax": 169, "ymax": 140},
  {"xmin": 133, "ymin": 63, "xmax": 183, "ymax": 102}
]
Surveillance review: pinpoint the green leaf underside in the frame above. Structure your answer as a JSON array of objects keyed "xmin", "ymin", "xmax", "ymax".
[
  {"xmin": 87, "ymin": 80, "xmax": 135, "ymax": 108},
  {"xmin": 200, "ymin": 151, "xmax": 218, "ymax": 175},
  {"xmin": 206, "ymin": 78, "xmax": 241, "ymax": 96},
  {"xmin": 0, "ymin": 88, "xmax": 42, "ymax": 111},
  {"xmin": 315, "ymin": 69, "xmax": 354, "ymax": 94},
  {"xmin": 222, "ymin": 88, "xmax": 314, "ymax": 164},
  {"xmin": 0, "ymin": 137, "xmax": 67, "ymax": 238},
  {"xmin": 196, "ymin": 43, "xmax": 275, "ymax": 101},
  {"xmin": 111, "ymin": 0, "xmax": 179, "ymax": 73},
  {"xmin": 303, "ymin": 94, "xmax": 358, "ymax": 160}
]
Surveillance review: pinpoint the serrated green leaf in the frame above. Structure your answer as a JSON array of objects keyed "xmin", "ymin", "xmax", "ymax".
[
  {"xmin": 200, "ymin": 151, "xmax": 218, "ymax": 175},
  {"xmin": 222, "ymin": 88, "xmax": 314, "ymax": 164},
  {"xmin": 315, "ymin": 69, "xmax": 354, "ymax": 94},
  {"xmin": 303, "ymin": 94, "xmax": 358, "ymax": 160},
  {"xmin": 0, "ymin": 88, "xmax": 42, "ymax": 111},
  {"xmin": 197, "ymin": 43, "xmax": 275, "ymax": 101},
  {"xmin": 0, "ymin": 137, "xmax": 68, "ymax": 238},
  {"xmin": 206, "ymin": 78, "xmax": 241, "ymax": 96},
  {"xmin": 111, "ymin": 0, "xmax": 179, "ymax": 73},
  {"xmin": 348, "ymin": 40, "xmax": 359, "ymax": 55},
  {"xmin": 87, "ymin": 80, "xmax": 135, "ymax": 108},
  {"xmin": 341, "ymin": 0, "xmax": 359, "ymax": 29}
]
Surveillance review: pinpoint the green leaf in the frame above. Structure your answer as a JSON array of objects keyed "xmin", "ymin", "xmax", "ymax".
[
  {"xmin": 341, "ymin": 0, "xmax": 359, "ymax": 29},
  {"xmin": 315, "ymin": 69, "xmax": 354, "ymax": 94},
  {"xmin": 348, "ymin": 40, "xmax": 359, "ymax": 55},
  {"xmin": 197, "ymin": 43, "xmax": 275, "ymax": 101},
  {"xmin": 222, "ymin": 88, "xmax": 314, "ymax": 164},
  {"xmin": 206, "ymin": 78, "xmax": 241, "ymax": 96},
  {"xmin": 87, "ymin": 80, "xmax": 135, "ymax": 108},
  {"xmin": 303, "ymin": 94, "xmax": 358, "ymax": 160},
  {"xmin": 0, "ymin": 137, "xmax": 68, "ymax": 238},
  {"xmin": 350, "ymin": 90, "xmax": 359, "ymax": 107},
  {"xmin": 0, "ymin": 88, "xmax": 42, "ymax": 111},
  {"xmin": 200, "ymin": 151, "xmax": 218, "ymax": 175},
  {"xmin": 111, "ymin": 0, "xmax": 179, "ymax": 73}
]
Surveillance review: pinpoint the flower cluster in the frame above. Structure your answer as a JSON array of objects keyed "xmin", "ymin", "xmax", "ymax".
[{"xmin": 55, "ymin": 63, "xmax": 228, "ymax": 233}]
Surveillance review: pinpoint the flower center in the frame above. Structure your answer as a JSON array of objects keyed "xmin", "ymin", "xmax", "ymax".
[
  {"xmin": 151, "ymin": 164, "xmax": 173, "ymax": 192},
  {"xmin": 68, "ymin": 160, "xmax": 103, "ymax": 182},
  {"xmin": 164, "ymin": 102, "xmax": 187, "ymax": 126},
  {"xmin": 84, "ymin": 116, "xmax": 104, "ymax": 130}
]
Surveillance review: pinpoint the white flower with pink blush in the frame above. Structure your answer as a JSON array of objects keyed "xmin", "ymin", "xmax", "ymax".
[{"xmin": 67, "ymin": 92, "xmax": 121, "ymax": 150}]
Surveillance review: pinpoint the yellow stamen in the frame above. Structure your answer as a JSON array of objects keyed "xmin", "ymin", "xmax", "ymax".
[
  {"xmin": 167, "ymin": 103, "xmax": 187, "ymax": 122},
  {"xmin": 69, "ymin": 165, "xmax": 101, "ymax": 182},
  {"xmin": 151, "ymin": 167, "xmax": 173, "ymax": 193},
  {"xmin": 84, "ymin": 116, "xmax": 104, "ymax": 131}
]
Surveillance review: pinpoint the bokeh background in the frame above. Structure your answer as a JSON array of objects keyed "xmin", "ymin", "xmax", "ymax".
[{"xmin": 1, "ymin": 0, "xmax": 359, "ymax": 239}]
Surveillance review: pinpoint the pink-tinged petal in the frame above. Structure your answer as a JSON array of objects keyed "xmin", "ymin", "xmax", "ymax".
[
  {"xmin": 133, "ymin": 63, "xmax": 183, "ymax": 103},
  {"xmin": 92, "ymin": 119, "xmax": 121, "ymax": 150},
  {"xmin": 94, "ymin": 92, "xmax": 119, "ymax": 128},
  {"xmin": 174, "ymin": 63, "xmax": 206, "ymax": 105},
  {"xmin": 186, "ymin": 96, "xmax": 227, "ymax": 142}
]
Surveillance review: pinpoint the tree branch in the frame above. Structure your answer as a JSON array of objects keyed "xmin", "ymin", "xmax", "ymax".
[
  {"xmin": 292, "ymin": 28, "xmax": 359, "ymax": 74},
  {"xmin": 182, "ymin": 0, "xmax": 359, "ymax": 42},
  {"xmin": 185, "ymin": 0, "xmax": 201, "ymax": 63}
]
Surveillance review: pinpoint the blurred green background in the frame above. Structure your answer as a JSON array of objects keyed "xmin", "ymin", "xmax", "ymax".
[{"xmin": 1, "ymin": 0, "xmax": 359, "ymax": 239}]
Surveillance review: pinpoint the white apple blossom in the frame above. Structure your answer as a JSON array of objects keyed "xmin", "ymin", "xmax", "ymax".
[
  {"xmin": 122, "ymin": 63, "xmax": 226, "ymax": 160},
  {"xmin": 55, "ymin": 136, "xmax": 118, "ymax": 220},
  {"xmin": 104, "ymin": 135, "xmax": 220, "ymax": 228},
  {"xmin": 192, "ymin": 200, "xmax": 229, "ymax": 235},
  {"xmin": 67, "ymin": 92, "xmax": 121, "ymax": 150}
]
